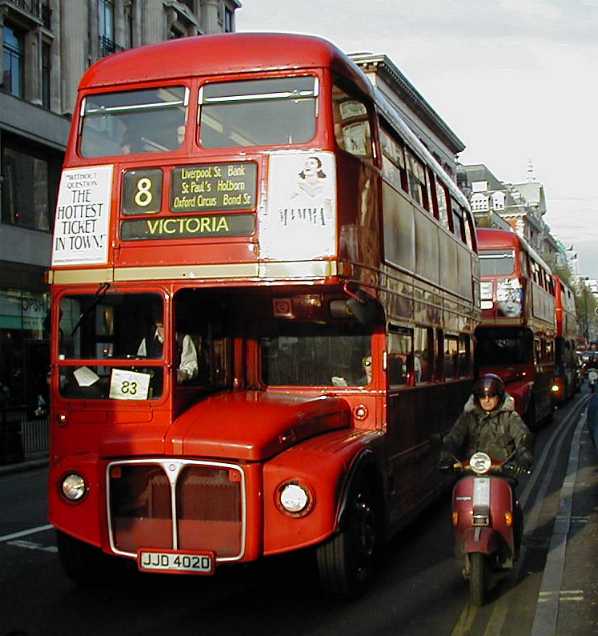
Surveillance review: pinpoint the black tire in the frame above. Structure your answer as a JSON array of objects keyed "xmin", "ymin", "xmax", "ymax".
[
  {"xmin": 56, "ymin": 530, "xmax": 117, "ymax": 586},
  {"xmin": 469, "ymin": 552, "xmax": 486, "ymax": 606},
  {"xmin": 316, "ymin": 475, "xmax": 379, "ymax": 599}
]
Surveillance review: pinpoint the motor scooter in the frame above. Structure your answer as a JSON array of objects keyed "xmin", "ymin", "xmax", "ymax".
[{"xmin": 444, "ymin": 451, "xmax": 526, "ymax": 606}]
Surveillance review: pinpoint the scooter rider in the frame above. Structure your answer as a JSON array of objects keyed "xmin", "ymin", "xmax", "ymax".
[{"xmin": 442, "ymin": 373, "xmax": 534, "ymax": 558}]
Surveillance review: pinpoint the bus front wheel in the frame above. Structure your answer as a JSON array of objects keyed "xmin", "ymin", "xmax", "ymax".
[
  {"xmin": 316, "ymin": 476, "xmax": 379, "ymax": 599},
  {"xmin": 56, "ymin": 530, "xmax": 118, "ymax": 585}
]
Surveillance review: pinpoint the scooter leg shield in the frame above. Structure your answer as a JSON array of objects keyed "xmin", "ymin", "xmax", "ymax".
[{"xmin": 461, "ymin": 527, "xmax": 501, "ymax": 555}]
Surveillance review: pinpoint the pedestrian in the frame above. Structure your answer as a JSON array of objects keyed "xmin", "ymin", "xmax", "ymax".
[{"xmin": 588, "ymin": 367, "xmax": 597, "ymax": 393}]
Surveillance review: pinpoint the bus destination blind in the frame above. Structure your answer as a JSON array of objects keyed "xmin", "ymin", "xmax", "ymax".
[
  {"xmin": 170, "ymin": 162, "xmax": 257, "ymax": 212},
  {"xmin": 120, "ymin": 213, "xmax": 255, "ymax": 240}
]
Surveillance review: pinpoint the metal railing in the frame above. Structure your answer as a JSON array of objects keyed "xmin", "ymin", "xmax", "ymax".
[
  {"xmin": 99, "ymin": 35, "xmax": 124, "ymax": 58},
  {"xmin": 0, "ymin": 404, "xmax": 48, "ymax": 465}
]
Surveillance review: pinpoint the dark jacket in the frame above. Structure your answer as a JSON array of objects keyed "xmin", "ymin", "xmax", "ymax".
[{"xmin": 443, "ymin": 394, "xmax": 533, "ymax": 464}]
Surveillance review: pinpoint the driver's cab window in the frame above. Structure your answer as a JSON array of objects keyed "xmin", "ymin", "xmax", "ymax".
[
  {"xmin": 57, "ymin": 292, "xmax": 165, "ymax": 400},
  {"xmin": 172, "ymin": 291, "xmax": 231, "ymax": 388},
  {"xmin": 332, "ymin": 84, "xmax": 373, "ymax": 159}
]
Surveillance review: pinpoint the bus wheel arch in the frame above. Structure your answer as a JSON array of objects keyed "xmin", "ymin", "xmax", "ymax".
[
  {"xmin": 316, "ymin": 454, "xmax": 384, "ymax": 598},
  {"xmin": 56, "ymin": 530, "xmax": 127, "ymax": 585}
]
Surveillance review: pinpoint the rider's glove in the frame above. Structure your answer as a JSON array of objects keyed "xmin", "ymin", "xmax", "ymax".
[
  {"xmin": 509, "ymin": 462, "xmax": 530, "ymax": 476},
  {"xmin": 438, "ymin": 450, "xmax": 455, "ymax": 471},
  {"xmin": 516, "ymin": 449, "xmax": 533, "ymax": 470}
]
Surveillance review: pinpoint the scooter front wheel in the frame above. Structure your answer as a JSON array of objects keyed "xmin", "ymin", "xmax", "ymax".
[{"xmin": 469, "ymin": 552, "xmax": 487, "ymax": 606}]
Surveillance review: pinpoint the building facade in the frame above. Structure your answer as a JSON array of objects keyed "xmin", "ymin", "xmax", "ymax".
[
  {"xmin": 0, "ymin": 0, "xmax": 240, "ymax": 408},
  {"xmin": 351, "ymin": 53, "xmax": 465, "ymax": 182},
  {"xmin": 461, "ymin": 163, "xmax": 563, "ymax": 265}
]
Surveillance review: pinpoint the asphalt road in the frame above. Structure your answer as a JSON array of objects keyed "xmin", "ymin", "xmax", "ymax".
[{"xmin": 0, "ymin": 393, "xmax": 588, "ymax": 636}]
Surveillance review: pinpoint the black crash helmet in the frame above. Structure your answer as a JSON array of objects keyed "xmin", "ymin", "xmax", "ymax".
[{"xmin": 473, "ymin": 373, "xmax": 505, "ymax": 400}]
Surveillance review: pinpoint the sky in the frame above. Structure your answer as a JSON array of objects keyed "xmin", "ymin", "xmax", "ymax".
[{"xmin": 236, "ymin": 0, "xmax": 598, "ymax": 278}]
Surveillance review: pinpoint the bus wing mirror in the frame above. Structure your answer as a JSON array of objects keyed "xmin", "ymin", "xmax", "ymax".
[{"xmin": 346, "ymin": 297, "xmax": 380, "ymax": 327}]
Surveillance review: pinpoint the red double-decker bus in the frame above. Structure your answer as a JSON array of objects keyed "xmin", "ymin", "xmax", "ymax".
[
  {"xmin": 48, "ymin": 33, "xmax": 479, "ymax": 597},
  {"xmin": 552, "ymin": 275, "xmax": 579, "ymax": 403},
  {"xmin": 475, "ymin": 228, "xmax": 555, "ymax": 428}
]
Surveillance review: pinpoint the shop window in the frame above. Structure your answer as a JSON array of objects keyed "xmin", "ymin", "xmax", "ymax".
[
  {"xmin": 0, "ymin": 289, "xmax": 50, "ymax": 407},
  {"xmin": 1, "ymin": 136, "xmax": 62, "ymax": 232}
]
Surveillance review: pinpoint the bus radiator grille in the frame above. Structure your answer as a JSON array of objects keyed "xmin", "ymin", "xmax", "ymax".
[
  {"xmin": 108, "ymin": 461, "xmax": 243, "ymax": 559},
  {"xmin": 176, "ymin": 466, "xmax": 242, "ymax": 558}
]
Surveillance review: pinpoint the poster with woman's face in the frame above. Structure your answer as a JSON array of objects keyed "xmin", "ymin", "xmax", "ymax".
[{"xmin": 260, "ymin": 151, "xmax": 336, "ymax": 260}]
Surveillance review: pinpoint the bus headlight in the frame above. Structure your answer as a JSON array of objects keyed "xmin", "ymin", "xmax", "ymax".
[
  {"xmin": 61, "ymin": 473, "xmax": 87, "ymax": 501},
  {"xmin": 277, "ymin": 481, "xmax": 313, "ymax": 516}
]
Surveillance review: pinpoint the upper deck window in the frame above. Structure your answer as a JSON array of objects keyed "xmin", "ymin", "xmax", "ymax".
[
  {"xmin": 479, "ymin": 250, "xmax": 515, "ymax": 276},
  {"xmin": 199, "ymin": 76, "xmax": 317, "ymax": 148},
  {"xmin": 332, "ymin": 84, "xmax": 372, "ymax": 159},
  {"xmin": 79, "ymin": 86, "xmax": 188, "ymax": 157}
]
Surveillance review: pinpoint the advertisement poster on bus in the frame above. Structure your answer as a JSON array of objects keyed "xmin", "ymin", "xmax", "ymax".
[
  {"xmin": 261, "ymin": 152, "xmax": 336, "ymax": 260},
  {"xmin": 51, "ymin": 165, "xmax": 113, "ymax": 266}
]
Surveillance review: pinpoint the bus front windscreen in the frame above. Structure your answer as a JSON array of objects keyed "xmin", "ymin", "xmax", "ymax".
[
  {"xmin": 199, "ymin": 76, "xmax": 318, "ymax": 148},
  {"xmin": 475, "ymin": 327, "xmax": 533, "ymax": 366},
  {"xmin": 479, "ymin": 250, "xmax": 515, "ymax": 277}
]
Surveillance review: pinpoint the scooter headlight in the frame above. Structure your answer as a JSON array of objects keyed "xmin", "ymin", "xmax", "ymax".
[{"xmin": 469, "ymin": 452, "xmax": 492, "ymax": 475}]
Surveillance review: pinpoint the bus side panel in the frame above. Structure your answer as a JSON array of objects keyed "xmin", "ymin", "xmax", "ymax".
[
  {"xmin": 385, "ymin": 380, "xmax": 471, "ymax": 523},
  {"xmin": 337, "ymin": 153, "xmax": 381, "ymax": 275},
  {"xmin": 262, "ymin": 429, "xmax": 383, "ymax": 556}
]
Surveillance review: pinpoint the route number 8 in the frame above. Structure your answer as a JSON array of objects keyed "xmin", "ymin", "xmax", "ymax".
[{"xmin": 134, "ymin": 177, "xmax": 153, "ymax": 207}]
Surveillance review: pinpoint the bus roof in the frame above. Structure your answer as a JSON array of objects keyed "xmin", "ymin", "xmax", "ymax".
[
  {"xmin": 79, "ymin": 32, "xmax": 372, "ymax": 93},
  {"xmin": 477, "ymin": 228, "xmax": 551, "ymax": 273}
]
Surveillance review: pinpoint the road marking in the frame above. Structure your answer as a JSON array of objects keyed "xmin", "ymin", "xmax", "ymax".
[
  {"xmin": 481, "ymin": 602, "xmax": 508, "ymax": 636},
  {"xmin": 0, "ymin": 524, "xmax": 53, "ymax": 543},
  {"xmin": 451, "ymin": 603, "xmax": 477, "ymax": 636},
  {"xmin": 480, "ymin": 394, "xmax": 590, "ymax": 636},
  {"xmin": 530, "ymin": 410, "xmax": 586, "ymax": 636},
  {"xmin": 7, "ymin": 539, "xmax": 57, "ymax": 553},
  {"xmin": 538, "ymin": 590, "xmax": 584, "ymax": 602}
]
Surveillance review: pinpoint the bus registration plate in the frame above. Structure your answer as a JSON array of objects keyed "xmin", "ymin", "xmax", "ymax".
[{"xmin": 137, "ymin": 549, "xmax": 214, "ymax": 575}]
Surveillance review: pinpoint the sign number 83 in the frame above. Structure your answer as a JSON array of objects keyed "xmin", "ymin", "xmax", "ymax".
[{"xmin": 121, "ymin": 380, "xmax": 138, "ymax": 395}]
